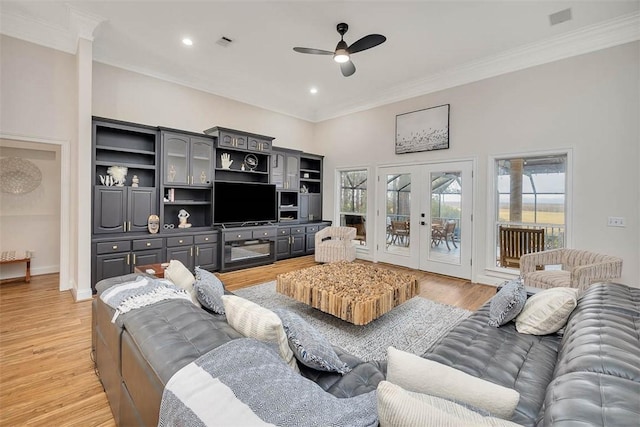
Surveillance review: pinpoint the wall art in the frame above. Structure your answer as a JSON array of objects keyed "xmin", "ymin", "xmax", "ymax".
[{"xmin": 395, "ymin": 104, "xmax": 450, "ymax": 154}]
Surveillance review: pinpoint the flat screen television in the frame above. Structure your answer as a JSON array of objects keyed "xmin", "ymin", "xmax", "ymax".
[{"xmin": 214, "ymin": 181, "xmax": 277, "ymax": 225}]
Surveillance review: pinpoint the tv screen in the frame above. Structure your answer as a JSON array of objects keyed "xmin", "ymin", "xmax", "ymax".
[{"xmin": 214, "ymin": 181, "xmax": 277, "ymax": 225}]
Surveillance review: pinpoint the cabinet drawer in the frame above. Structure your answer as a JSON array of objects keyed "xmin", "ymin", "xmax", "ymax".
[
  {"xmin": 277, "ymin": 227, "xmax": 291, "ymax": 236},
  {"xmin": 166, "ymin": 236, "xmax": 194, "ymax": 247},
  {"xmin": 194, "ymin": 233, "xmax": 218, "ymax": 245},
  {"xmin": 290, "ymin": 226, "xmax": 305, "ymax": 235},
  {"xmin": 96, "ymin": 240, "xmax": 131, "ymax": 254},
  {"xmin": 248, "ymin": 137, "xmax": 271, "ymax": 153},
  {"xmin": 224, "ymin": 230, "xmax": 253, "ymax": 241},
  {"xmin": 132, "ymin": 238, "xmax": 163, "ymax": 251},
  {"xmin": 252, "ymin": 228, "xmax": 276, "ymax": 239},
  {"xmin": 306, "ymin": 225, "xmax": 319, "ymax": 233},
  {"xmin": 218, "ymin": 132, "xmax": 247, "ymax": 150}
]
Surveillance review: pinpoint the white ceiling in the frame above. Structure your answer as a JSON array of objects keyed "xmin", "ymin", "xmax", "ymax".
[{"xmin": 1, "ymin": 1, "xmax": 638, "ymax": 122}]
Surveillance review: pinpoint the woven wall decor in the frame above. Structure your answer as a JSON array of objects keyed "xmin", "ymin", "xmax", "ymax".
[{"xmin": 0, "ymin": 157, "xmax": 43, "ymax": 194}]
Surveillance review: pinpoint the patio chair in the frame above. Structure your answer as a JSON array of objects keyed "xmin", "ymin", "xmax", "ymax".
[
  {"xmin": 432, "ymin": 221, "xmax": 457, "ymax": 250},
  {"xmin": 520, "ymin": 248, "xmax": 623, "ymax": 292},
  {"xmin": 499, "ymin": 226, "xmax": 545, "ymax": 268},
  {"xmin": 389, "ymin": 220, "xmax": 410, "ymax": 247},
  {"xmin": 315, "ymin": 226, "xmax": 357, "ymax": 263}
]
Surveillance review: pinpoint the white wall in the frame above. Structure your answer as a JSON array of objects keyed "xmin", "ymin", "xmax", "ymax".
[
  {"xmin": 0, "ymin": 143, "xmax": 61, "ymax": 279},
  {"xmin": 315, "ymin": 42, "xmax": 640, "ymax": 287},
  {"xmin": 92, "ymin": 63, "xmax": 316, "ymax": 152}
]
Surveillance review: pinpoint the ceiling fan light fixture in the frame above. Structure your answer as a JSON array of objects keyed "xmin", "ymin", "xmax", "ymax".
[{"xmin": 333, "ymin": 49, "xmax": 350, "ymax": 63}]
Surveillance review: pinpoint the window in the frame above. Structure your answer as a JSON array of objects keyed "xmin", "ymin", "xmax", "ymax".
[
  {"xmin": 495, "ymin": 154, "xmax": 567, "ymax": 267},
  {"xmin": 338, "ymin": 169, "xmax": 367, "ymax": 246}
]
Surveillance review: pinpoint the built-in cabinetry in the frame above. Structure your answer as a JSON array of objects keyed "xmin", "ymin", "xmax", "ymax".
[
  {"xmin": 92, "ymin": 117, "xmax": 327, "ymax": 291},
  {"xmin": 160, "ymin": 130, "xmax": 214, "ymax": 230}
]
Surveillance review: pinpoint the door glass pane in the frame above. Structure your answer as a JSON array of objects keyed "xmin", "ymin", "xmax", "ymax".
[
  {"xmin": 165, "ymin": 137, "xmax": 188, "ymax": 184},
  {"xmin": 339, "ymin": 170, "xmax": 367, "ymax": 246},
  {"xmin": 429, "ymin": 171, "xmax": 461, "ymax": 264},
  {"xmin": 385, "ymin": 174, "xmax": 411, "ymax": 253}
]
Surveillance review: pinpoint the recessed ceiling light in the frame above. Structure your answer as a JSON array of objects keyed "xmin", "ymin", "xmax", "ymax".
[
  {"xmin": 310, "ymin": 87, "xmax": 318, "ymax": 94},
  {"xmin": 182, "ymin": 38, "xmax": 193, "ymax": 46}
]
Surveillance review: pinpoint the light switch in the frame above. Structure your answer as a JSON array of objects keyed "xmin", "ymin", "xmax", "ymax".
[{"xmin": 607, "ymin": 217, "xmax": 625, "ymax": 227}]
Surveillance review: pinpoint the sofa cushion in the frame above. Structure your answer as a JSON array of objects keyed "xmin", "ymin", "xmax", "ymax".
[
  {"xmin": 122, "ymin": 298, "xmax": 243, "ymax": 384},
  {"xmin": 387, "ymin": 346, "xmax": 520, "ymax": 419},
  {"xmin": 522, "ymin": 270, "xmax": 571, "ymax": 289},
  {"xmin": 489, "ymin": 278, "xmax": 527, "ymax": 327},
  {"xmin": 515, "ymin": 287, "xmax": 578, "ymax": 335},
  {"xmin": 540, "ymin": 372, "xmax": 640, "ymax": 427},
  {"xmin": 164, "ymin": 260, "xmax": 199, "ymax": 306},
  {"xmin": 222, "ymin": 295, "xmax": 298, "ymax": 371},
  {"xmin": 274, "ymin": 308, "xmax": 351, "ymax": 374},
  {"xmin": 193, "ymin": 267, "xmax": 225, "ymax": 314},
  {"xmin": 422, "ymin": 303, "xmax": 561, "ymax": 426},
  {"xmin": 377, "ymin": 381, "xmax": 522, "ymax": 427}
]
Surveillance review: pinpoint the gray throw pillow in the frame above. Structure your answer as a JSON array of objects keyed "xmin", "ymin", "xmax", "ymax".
[
  {"xmin": 488, "ymin": 277, "xmax": 527, "ymax": 327},
  {"xmin": 274, "ymin": 308, "xmax": 351, "ymax": 375},
  {"xmin": 193, "ymin": 267, "xmax": 225, "ymax": 314}
]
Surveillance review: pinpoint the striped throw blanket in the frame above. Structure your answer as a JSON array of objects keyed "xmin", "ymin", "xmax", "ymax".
[
  {"xmin": 100, "ymin": 276, "xmax": 192, "ymax": 323},
  {"xmin": 159, "ymin": 338, "xmax": 378, "ymax": 427}
]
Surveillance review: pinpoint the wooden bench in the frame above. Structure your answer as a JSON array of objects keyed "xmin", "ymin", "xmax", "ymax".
[
  {"xmin": 0, "ymin": 251, "xmax": 31, "ymax": 282},
  {"xmin": 499, "ymin": 226, "xmax": 545, "ymax": 269}
]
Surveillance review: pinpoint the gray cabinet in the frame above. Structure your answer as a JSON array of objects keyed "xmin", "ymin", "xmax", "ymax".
[
  {"xmin": 165, "ymin": 233, "xmax": 218, "ymax": 271},
  {"xmin": 94, "ymin": 187, "xmax": 156, "ymax": 234},
  {"xmin": 205, "ymin": 126, "xmax": 273, "ymax": 154},
  {"xmin": 299, "ymin": 193, "xmax": 322, "ymax": 222},
  {"xmin": 162, "ymin": 132, "xmax": 214, "ymax": 186},
  {"xmin": 276, "ymin": 226, "xmax": 306, "ymax": 259},
  {"xmin": 271, "ymin": 149, "xmax": 300, "ymax": 190},
  {"xmin": 220, "ymin": 226, "xmax": 276, "ymax": 272}
]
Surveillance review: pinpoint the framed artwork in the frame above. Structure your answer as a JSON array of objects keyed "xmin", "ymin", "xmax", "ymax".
[{"xmin": 395, "ymin": 104, "xmax": 450, "ymax": 154}]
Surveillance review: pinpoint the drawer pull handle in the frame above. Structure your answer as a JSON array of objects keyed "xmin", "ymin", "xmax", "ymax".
[
  {"xmin": 179, "ymin": 239, "xmax": 183, "ymax": 243},
  {"xmin": 204, "ymin": 237, "xmax": 209, "ymax": 241},
  {"xmin": 112, "ymin": 245, "xmax": 118, "ymax": 250},
  {"xmin": 146, "ymin": 242, "xmax": 151, "ymax": 247},
  {"xmin": 238, "ymin": 234, "xmax": 242, "ymax": 238},
  {"xmin": 263, "ymin": 232, "xmax": 267, "ymax": 236}
]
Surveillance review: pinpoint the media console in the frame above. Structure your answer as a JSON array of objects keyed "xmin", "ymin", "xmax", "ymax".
[{"xmin": 219, "ymin": 225, "xmax": 277, "ymax": 272}]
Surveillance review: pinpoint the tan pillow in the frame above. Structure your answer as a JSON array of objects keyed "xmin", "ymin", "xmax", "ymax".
[
  {"xmin": 386, "ymin": 347, "xmax": 519, "ymax": 419},
  {"xmin": 163, "ymin": 260, "xmax": 199, "ymax": 306},
  {"xmin": 515, "ymin": 287, "xmax": 578, "ymax": 335},
  {"xmin": 377, "ymin": 381, "xmax": 522, "ymax": 427},
  {"xmin": 221, "ymin": 295, "xmax": 298, "ymax": 372}
]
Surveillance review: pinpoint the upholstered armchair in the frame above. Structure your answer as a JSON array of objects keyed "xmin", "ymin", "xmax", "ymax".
[
  {"xmin": 520, "ymin": 248, "xmax": 623, "ymax": 292},
  {"xmin": 315, "ymin": 226, "xmax": 357, "ymax": 263}
]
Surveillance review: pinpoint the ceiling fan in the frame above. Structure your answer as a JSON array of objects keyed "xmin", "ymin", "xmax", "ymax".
[{"xmin": 293, "ymin": 23, "xmax": 386, "ymax": 77}]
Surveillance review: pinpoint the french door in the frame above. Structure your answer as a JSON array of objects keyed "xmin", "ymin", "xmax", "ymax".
[{"xmin": 377, "ymin": 161, "xmax": 473, "ymax": 279}]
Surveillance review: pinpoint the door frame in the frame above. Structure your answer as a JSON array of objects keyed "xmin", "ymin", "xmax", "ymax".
[{"xmin": 374, "ymin": 158, "xmax": 476, "ymax": 280}]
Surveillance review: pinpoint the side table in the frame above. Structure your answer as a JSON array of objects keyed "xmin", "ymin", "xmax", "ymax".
[{"xmin": 134, "ymin": 263, "xmax": 165, "ymax": 278}]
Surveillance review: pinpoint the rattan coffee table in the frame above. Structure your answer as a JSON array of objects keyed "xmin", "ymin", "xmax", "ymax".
[{"xmin": 276, "ymin": 262, "xmax": 419, "ymax": 325}]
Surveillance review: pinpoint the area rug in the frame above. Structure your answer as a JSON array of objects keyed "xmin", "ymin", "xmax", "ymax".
[{"xmin": 235, "ymin": 281, "xmax": 471, "ymax": 361}]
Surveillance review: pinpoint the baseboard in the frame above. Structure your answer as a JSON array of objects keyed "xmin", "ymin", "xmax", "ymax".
[
  {"xmin": 72, "ymin": 281, "xmax": 93, "ymax": 301},
  {"xmin": 0, "ymin": 264, "xmax": 58, "ymax": 281}
]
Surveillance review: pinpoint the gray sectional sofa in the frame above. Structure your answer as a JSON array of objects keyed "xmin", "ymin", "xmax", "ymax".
[{"xmin": 92, "ymin": 275, "xmax": 639, "ymax": 426}]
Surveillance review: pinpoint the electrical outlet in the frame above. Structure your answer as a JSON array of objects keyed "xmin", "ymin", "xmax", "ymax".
[{"xmin": 607, "ymin": 217, "xmax": 625, "ymax": 227}]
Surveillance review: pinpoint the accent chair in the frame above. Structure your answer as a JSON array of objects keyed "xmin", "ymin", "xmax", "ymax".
[
  {"xmin": 520, "ymin": 248, "xmax": 623, "ymax": 292},
  {"xmin": 315, "ymin": 226, "xmax": 357, "ymax": 263}
]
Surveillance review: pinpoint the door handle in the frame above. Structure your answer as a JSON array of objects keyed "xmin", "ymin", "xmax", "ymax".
[
  {"xmin": 126, "ymin": 253, "xmax": 130, "ymax": 265},
  {"xmin": 196, "ymin": 247, "xmax": 200, "ymax": 256},
  {"xmin": 133, "ymin": 254, "xmax": 136, "ymax": 264},
  {"xmin": 190, "ymin": 247, "xmax": 193, "ymax": 257},
  {"xmin": 420, "ymin": 221, "xmax": 426, "ymax": 226}
]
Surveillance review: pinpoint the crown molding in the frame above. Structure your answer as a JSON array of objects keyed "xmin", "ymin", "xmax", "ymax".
[
  {"xmin": 313, "ymin": 11, "xmax": 640, "ymax": 122},
  {"xmin": 0, "ymin": 5, "xmax": 104, "ymax": 54}
]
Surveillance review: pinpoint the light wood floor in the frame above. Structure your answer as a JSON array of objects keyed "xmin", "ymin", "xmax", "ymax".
[{"xmin": 0, "ymin": 256, "xmax": 494, "ymax": 426}]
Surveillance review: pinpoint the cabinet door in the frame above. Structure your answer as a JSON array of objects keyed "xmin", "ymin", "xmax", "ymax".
[
  {"xmin": 309, "ymin": 194, "xmax": 322, "ymax": 221},
  {"xmin": 166, "ymin": 246, "xmax": 193, "ymax": 270},
  {"xmin": 306, "ymin": 233, "xmax": 316, "ymax": 253},
  {"xmin": 276, "ymin": 236, "xmax": 291, "ymax": 260},
  {"xmin": 218, "ymin": 132, "xmax": 247, "ymax": 149},
  {"xmin": 195, "ymin": 243, "xmax": 217, "ymax": 270},
  {"xmin": 96, "ymin": 253, "xmax": 131, "ymax": 282},
  {"xmin": 94, "ymin": 187, "xmax": 127, "ymax": 234},
  {"xmin": 190, "ymin": 138, "xmax": 213, "ymax": 186},
  {"xmin": 271, "ymin": 152, "xmax": 285, "ymax": 189},
  {"xmin": 291, "ymin": 235, "xmax": 305, "ymax": 256},
  {"xmin": 128, "ymin": 188, "xmax": 156, "ymax": 232},
  {"xmin": 133, "ymin": 249, "xmax": 163, "ymax": 267},
  {"xmin": 286, "ymin": 155, "xmax": 299, "ymax": 190},
  {"xmin": 299, "ymin": 194, "xmax": 309, "ymax": 221},
  {"xmin": 247, "ymin": 137, "xmax": 271, "ymax": 153},
  {"xmin": 163, "ymin": 133, "xmax": 189, "ymax": 185}
]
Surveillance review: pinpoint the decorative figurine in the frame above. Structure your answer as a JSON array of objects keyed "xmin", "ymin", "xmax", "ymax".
[
  {"xmin": 177, "ymin": 209, "xmax": 192, "ymax": 228},
  {"xmin": 131, "ymin": 175, "xmax": 139, "ymax": 187},
  {"xmin": 147, "ymin": 214, "xmax": 160, "ymax": 234},
  {"xmin": 200, "ymin": 171, "xmax": 207, "ymax": 184},
  {"xmin": 168, "ymin": 164, "xmax": 176, "ymax": 182},
  {"xmin": 107, "ymin": 165, "xmax": 128, "ymax": 186},
  {"xmin": 221, "ymin": 153, "xmax": 233, "ymax": 170}
]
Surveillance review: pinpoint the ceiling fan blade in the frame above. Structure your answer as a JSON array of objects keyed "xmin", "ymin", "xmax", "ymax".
[
  {"xmin": 293, "ymin": 47, "xmax": 334, "ymax": 55},
  {"xmin": 348, "ymin": 34, "xmax": 386, "ymax": 54},
  {"xmin": 340, "ymin": 60, "xmax": 356, "ymax": 77}
]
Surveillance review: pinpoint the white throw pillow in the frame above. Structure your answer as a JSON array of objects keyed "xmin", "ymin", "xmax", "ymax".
[
  {"xmin": 221, "ymin": 295, "xmax": 299, "ymax": 372},
  {"xmin": 163, "ymin": 260, "xmax": 199, "ymax": 307},
  {"xmin": 515, "ymin": 287, "xmax": 578, "ymax": 335},
  {"xmin": 386, "ymin": 347, "xmax": 520, "ymax": 420},
  {"xmin": 377, "ymin": 381, "xmax": 522, "ymax": 427}
]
